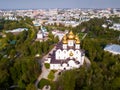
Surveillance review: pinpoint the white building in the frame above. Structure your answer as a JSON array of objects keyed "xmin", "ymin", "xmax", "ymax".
[
  {"xmin": 109, "ymin": 24, "xmax": 120, "ymax": 31},
  {"xmin": 36, "ymin": 26, "xmax": 48, "ymax": 42},
  {"xmin": 32, "ymin": 20, "xmax": 41, "ymax": 26},
  {"xmin": 45, "ymin": 31, "xmax": 85, "ymax": 70},
  {"xmin": 5, "ymin": 28, "xmax": 28, "ymax": 33},
  {"xmin": 37, "ymin": 31, "xmax": 43, "ymax": 39},
  {"xmin": 104, "ymin": 44, "xmax": 120, "ymax": 55},
  {"xmin": 52, "ymin": 30, "xmax": 68, "ymax": 40},
  {"xmin": 102, "ymin": 24, "xmax": 107, "ymax": 28},
  {"xmin": 5, "ymin": 16, "xmax": 18, "ymax": 21}
]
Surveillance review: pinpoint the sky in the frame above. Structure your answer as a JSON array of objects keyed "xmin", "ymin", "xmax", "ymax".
[{"xmin": 0, "ymin": 0, "xmax": 120, "ymax": 9}]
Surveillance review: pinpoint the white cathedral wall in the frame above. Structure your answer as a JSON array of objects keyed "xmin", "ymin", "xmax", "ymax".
[
  {"xmin": 50, "ymin": 64, "xmax": 61, "ymax": 70},
  {"xmin": 50, "ymin": 64, "xmax": 70, "ymax": 70},
  {"xmin": 74, "ymin": 50, "xmax": 81, "ymax": 61},
  {"xmin": 55, "ymin": 49, "xmax": 69, "ymax": 60},
  {"xmin": 59, "ymin": 66, "xmax": 70, "ymax": 70},
  {"xmin": 68, "ymin": 60, "xmax": 76, "ymax": 67},
  {"xmin": 55, "ymin": 49, "xmax": 61, "ymax": 59},
  {"xmin": 62, "ymin": 50, "xmax": 68, "ymax": 59},
  {"xmin": 63, "ymin": 44, "xmax": 67, "ymax": 49},
  {"xmin": 50, "ymin": 61, "xmax": 83, "ymax": 70},
  {"xmin": 44, "ymin": 58, "xmax": 51, "ymax": 63},
  {"xmin": 55, "ymin": 49, "xmax": 83, "ymax": 61},
  {"xmin": 60, "ymin": 52, "xmax": 65, "ymax": 59},
  {"xmin": 75, "ymin": 44, "xmax": 80, "ymax": 49},
  {"xmin": 68, "ymin": 49, "xmax": 75, "ymax": 58},
  {"xmin": 55, "ymin": 49, "xmax": 83, "ymax": 65},
  {"xmin": 37, "ymin": 33, "xmax": 43, "ymax": 39},
  {"xmin": 53, "ymin": 46, "xmax": 84, "ymax": 70},
  {"xmin": 68, "ymin": 60, "xmax": 80, "ymax": 68},
  {"xmin": 68, "ymin": 40, "xmax": 74, "ymax": 47}
]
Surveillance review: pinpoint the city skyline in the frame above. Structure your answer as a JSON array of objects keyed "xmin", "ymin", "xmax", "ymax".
[{"xmin": 0, "ymin": 0, "xmax": 120, "ymax": 9}]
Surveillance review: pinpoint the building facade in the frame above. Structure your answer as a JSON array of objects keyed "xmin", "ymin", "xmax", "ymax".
[{"xmin": 45, "ymin": 31, "xmax": 85, "ymax": 70}]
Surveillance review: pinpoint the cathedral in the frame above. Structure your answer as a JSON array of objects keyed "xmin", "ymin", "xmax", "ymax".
[{"xmin": 46, "ymin": 31, "xmax": 85, "ymax": 70}]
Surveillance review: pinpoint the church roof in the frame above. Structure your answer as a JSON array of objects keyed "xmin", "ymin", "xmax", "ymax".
[
  {"xmin": 62, "ymin": 31, "xmax": 80, "ymax": 44},
  {"xmin": 67, "ymin": 31, "xmax": 75, "ymax": 39}
]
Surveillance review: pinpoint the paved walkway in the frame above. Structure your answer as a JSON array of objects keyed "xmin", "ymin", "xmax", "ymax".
[
  {"xmin": 35, "ymin": 63, "xmax": 50, "ymax": 88},
  {"xmin": 53, "ymin": 70, "xmax": 61, "ymax": 81},
  {"xmin": 81, "ymin": 33, "xmax": 87, "ymax": 40},
  {"xmin": 42, "ymin": 85, "xmax": 51, "ymax": 90},
  {"xmin": 84, "ymin": 56, "xmax": 91, "ymax": 68},
  {"xmin": 81, "ymin": 33, "xmax": 91, "ymax": 68}
]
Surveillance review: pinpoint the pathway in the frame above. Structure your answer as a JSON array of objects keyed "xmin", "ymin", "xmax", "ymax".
[
  {"xmin": 42, "ymin": 85, "xmax": 51, "ymax": 90},
  {"xmin": 81, "ymin": 33, "xmax": 91, "ymax": 67},
  {"xmin": 81, "ymin": 33, "xmax": 87, "ymax": 40},
  {"xmin": 84, "ymin": 56, "xmax": 91, "ymax": 68},
  {"xmin": 53, "ymin": 70, "xmax": 61, "ymax": 81},
  {"xmin": 35, "ymin": 63, "xmax": 50, "ymax": 88}
]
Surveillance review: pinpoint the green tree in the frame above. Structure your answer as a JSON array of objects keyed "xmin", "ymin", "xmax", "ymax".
[
  {"xmin": 26, "ymin": 83, "xmax": 37, "ymax": 90},
  {"xmin": 0, "ymin": 58, "xmax": 9, "ymax": 88},
  {"xmin": 10, "ymin": 57, "xmax": 41, "ymax": 89}
]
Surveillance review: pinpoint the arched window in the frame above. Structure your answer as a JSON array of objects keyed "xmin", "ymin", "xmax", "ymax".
[
  {"xmin": 64, "ymin": 51, "xmax": 66, "ymax": 53},
  {"xmin": 75, "ymin": 50, "xmax": 79, "ymax": 54},
  {"xmin": 58, "ymin": 56, "xmax": 60, "ymax": 59},
  {"xmin": 76, "ymin": 57, "xmax": 78, "ymax": 59},
  {"xmin": 57, "ymin": 49, "xmax": 61, "ymax": 54}
]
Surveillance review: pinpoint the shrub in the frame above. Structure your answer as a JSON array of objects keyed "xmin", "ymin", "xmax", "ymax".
[
  {"xmin": 38, "ymin": 78, "xmax": 50, "ymax": 89},
  {"xmin": 48, "ymin": 70, "xmax": 55, "ymax": 80},
  {"xmin": 44, "ymin": 63, "xmax": 50, "ymax": 69}
]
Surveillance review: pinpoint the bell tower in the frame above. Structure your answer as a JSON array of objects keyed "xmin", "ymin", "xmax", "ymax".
[
  {"xmin": 62, "ymin": 35, "xmax": 67, "ymax": 49},
  {"xmin": 67, "ymin": 31, "xmax": 75, "ymax": 47},
  {"xmin": 75, "ymin": 35, "xmax": 80, "ymax": 49}
]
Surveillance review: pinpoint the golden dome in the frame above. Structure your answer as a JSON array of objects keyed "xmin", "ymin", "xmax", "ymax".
[
  {"xmin": 68, "ymin": 31, "xmax": 75, "ymax": 39},
  {"xmin": 63, "ymin": 40, "xmax": 68, "ymax": 44},
  {"xmin": 75, "ymin": 34, "xmax": 80, "ymax": 44},
  {"xmin": 75, "ymin": 35, "xmax": 79, "ymax": 40},
  {"xmin": 62, "ymin": 35, "xmax": 68, "ymax": 44},
  {"xmin": 63, "ymin": 35, "xmax": 67, "ymax": 40},
  {"xmin": 76, "ymin": 39, "xmax": 80, "ymax": 44},
  {"xmin": 69, "ymin": 51, "xmax": 73, "ymax": 56}
]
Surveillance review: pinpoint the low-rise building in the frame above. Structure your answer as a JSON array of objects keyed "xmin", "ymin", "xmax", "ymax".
[
  {"xmin": 104, "ymin": 44, "xmax": 120, "ymax": 55},
  {"xmin": 5, "ymin": 28, "xmax": 28, "ymax": 34},
  {"xmin": 52, "ymin": 30, "xmax": 68, "ymax": 40},
  {"xmin": 109, "ymin": 23, "xmax": 120, "ymax": 31},
  {"xmin": 36, "ymin": 26, "xmax": 48, "ymax": 42}
]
